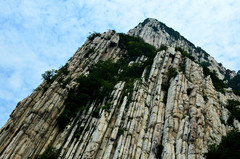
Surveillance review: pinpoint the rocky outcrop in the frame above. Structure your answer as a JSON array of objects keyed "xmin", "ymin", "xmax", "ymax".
[
  {"xmin": 0, "ymin": 19, "xmax": 239, "ymax": 159},
  {"xmin": 128, "ymin": 18, "xmax": 232, "ymax": 80}
]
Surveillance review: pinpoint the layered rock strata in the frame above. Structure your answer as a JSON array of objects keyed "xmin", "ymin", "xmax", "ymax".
[
  {"xmin": 128, "ymin": 18, "xmax": 235, "ymax": 80},
  {"xmin": 0, "ymin": 19, "xmax": 239, "ymax": 159}
]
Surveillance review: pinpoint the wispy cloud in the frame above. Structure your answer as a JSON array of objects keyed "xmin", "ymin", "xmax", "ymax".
[{"xmin": 0, "ymin": 0, "xmax": 240, "ymax": 127}]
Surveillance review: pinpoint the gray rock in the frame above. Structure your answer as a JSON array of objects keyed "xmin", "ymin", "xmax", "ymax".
[{"xmin": 0, "ymin": 19, "xmax": 239, "ymax": 159}]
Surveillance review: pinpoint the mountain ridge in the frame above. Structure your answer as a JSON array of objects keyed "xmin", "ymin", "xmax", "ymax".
[{"xmin": 128, "ymin": 18, "xmax": 237, "ymax": 80}]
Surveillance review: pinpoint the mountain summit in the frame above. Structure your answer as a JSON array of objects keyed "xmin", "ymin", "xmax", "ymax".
[
  {"xmin": 129, "ymin": 18, "xmax": 237, "ymax": 80},
  {"xmin": 0, "ymin": 18, "xmax": 239, "ymax": 159}
]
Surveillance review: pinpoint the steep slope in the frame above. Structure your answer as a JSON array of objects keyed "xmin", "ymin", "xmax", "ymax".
[
  {"xmin": 0, "ymin": 19, "xmax": 239, "ymax": 159},
  {"xmin": 128, "ymin": 18, "xmax": 236, "ymax": 80}
]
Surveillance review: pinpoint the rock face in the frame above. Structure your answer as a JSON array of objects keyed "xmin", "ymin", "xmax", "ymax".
[
  {"xmin": 128, "ymin": 18, "xmax": 231, "ymax": 80},
  {"xmin": 0, "ymin": 18, "xmax": 239, "ymax": 159}
]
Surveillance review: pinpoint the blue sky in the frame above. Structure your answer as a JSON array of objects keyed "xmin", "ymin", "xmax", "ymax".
[{"xmin": 0, "ymin": 0, "xmax": 240, "ymax": 127}]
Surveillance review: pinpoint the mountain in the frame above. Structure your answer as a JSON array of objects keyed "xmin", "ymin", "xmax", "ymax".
[{"xmin": 0, "ymin": 18, "xmax": 240, "ymax": 159}]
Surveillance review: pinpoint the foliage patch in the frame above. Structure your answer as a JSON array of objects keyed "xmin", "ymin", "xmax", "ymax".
[
  {"xmin": 88, "ymin": 32, "xmax": 101, "ymax": 41},
  {"xmin": 37, "ymin": 146, "xmax": 60, "ymax": 159},
  {"xmin": 58, "ymin": 60, "xmax": 119, "ymax": 130},
  {"xmin": 226, "ymin": 99, "xmax": 240, "ymax": 125},
  {"xmin": 58, "ymin": 34, "xmax": 160, "ymax": 130},
  {"xmin": 157, "ymin": 44, "xmax": 168, "ymax": 52},
  {"xmin": 42, "ymin": 64, "xmax": 69, "ymax": 91},
  {"xmin": 161, "ymin": 68, "xmax": 178, "ymax": 104},
  {"xmin": 227, "ymin": 74, "xmax": 240, "ymax": 96},
  {"xmin": 205, "ymin": 129, "xmax": 240, "ymax": 159},
  {"xmin": 200, "ymin": 63, "xmax": 226, "ymax": 94},
  {"xmin": 118, "ymin": 33, "xmax": 156, "ymax": 62},
  {"xmin": 175, "ymin": 47, "xmax": 195, "ymax": 61}
]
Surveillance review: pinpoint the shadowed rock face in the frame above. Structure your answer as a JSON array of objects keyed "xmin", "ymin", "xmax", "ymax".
[{"xmin": 0, "ymin": 18, "xmax": 239, "ymax": 159}]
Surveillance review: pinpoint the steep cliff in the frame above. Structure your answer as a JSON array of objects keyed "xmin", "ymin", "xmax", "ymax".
[
  {"xmin": 128, "ymin": 18, "xmax": 236, "ymax": 80},
  {"xmin": 0, "ymin": 18, "xmax": 239, "ymax": 159}
]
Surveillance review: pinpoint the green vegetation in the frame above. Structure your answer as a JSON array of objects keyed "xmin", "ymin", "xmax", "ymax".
[
  {"xmin": 200, "ymin": 63, "xmax": 226, "ymax": 94},
  {"xmin": 141, "ymin": 18, "xmax": 194, "ymax": 47},
  {"xmin": 117, "ymin": 33, "xmax": 157, "ymax": 81},
  {"xmin": 205, "ymin": 129, "xmax": 240, "ymax": 159},
  {"xmin": 84, "ymin": 48, "xmax": 95, "ymax": 58},
  {"xmin": 196, "ymin": 46, "xmax": 210, "ymax": 59},
  {"xmin": 227, "ymin": 74, "xmax": 240, "ymax": 96},
  {"xmin": 155, "ymin": 144, "xmax": 164, "ymax": 159},
  {"xmin": 58, "ymin": 60, "xmax": 119, "ymax": 130},
  {"xmin": 141, "ymin": 18, "xmax": 150, "ymax": 27},
  {"xmin": 179, "ymin": 60, "xmax": 186, "ymax": 74},
  {"xmin": 220, "ymin": 117, "xmax": 225, "ymax": 124},
  {"xmin": 218, "ymin": 62, "xmax": 223, "ymax": 67},
  {"xmin": 223, "ymin": 69, "xmax": 240, "ymax": 96},
  {"xmin": 109, "ymin": 41, "xmax": 117, "ymax": 47},
  {"xmin": 42, "ymin": 69, "xmax": 56, "ymax": 83},
  {"xmin": 152, "ymin": 26, "xmax": 159, "ymax": 32},
  {"xmin": 74, "ymin": 126, "xmax": 84, "ymax": 138},
  {"xmin": 175, "ymin": 47, "xmax": 238, "ymax": 96},
  {"xmin": 156, "ymin": 20, "xmax": 181, "ymax": 40},
  {"xmin": 118, "ymin": 34, "xmax": 158, "ymax": 76},
  {"xmin": 175, "ymin": 47, "xmax": 195, "ymax": 61},
  {"xmin": 118, "ymin": 33, "xmax": 156, "ymax": 61},
  {"xmin": 37, "ymin": 146, "xmax": 60, "ymax": 159},
  {"xmin": 161, "ymin": 68, "xmax": 178, "ymax": 104},
  {"xmin": 168, "ymin": 68, "xmax": 178, "ymax": 80},
  {"xmin": 226, "ymin": 99, "xmax": 240, "ymax": 125},
  {"xmin": 60, "ymin": 77, "xmax": 72, "ymax": 89},
  {"xmin": 102, "ymin": 103, "xmax": 111, "ymax": 112},
  {"xmin": 157, "ymin": 44, "xmax": 168, "ymax": 52},
  {"xmin": 201, "ymin": 61, "xmax": 211, "ymax": 67},
  {"xmin": 88, "ymin": 32, "xmax": 101, "ymax": 41},
  {"xmin": 117, "ymin": 128, "xmax": 127, "ymax": 137},
  {"xmin": 58, "ymin": 33, "xmax": 159, "ymax": 130},
  {"xmin": 120, "ymin": 63, "xmax": 146, "ymax": 79},
  {"xmin": 42, "ymin": 64, "xmax": 69, "ymax": 91},
  {"xmin": 92, "ymin": 107, "xmax": 101, "ymax": 118},
  {"xmin": 162, "ymin": 68, "xmax": 178, "ymax": 91},
  {"xmin": 57, "ymin": 63, "xmax": 69, "ymax": 76},
  {"xmin": 224, "ymin": 69, "xmax": 232, "ymax": 81},
  {"xmin": 144, "ymin": 65, "xmax": 151, "ymax": 81}
]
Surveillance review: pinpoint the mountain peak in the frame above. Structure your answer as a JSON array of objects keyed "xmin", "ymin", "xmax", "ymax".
[
  {"xmin": 128, "ymin": 18, "xmax": 191, "ymax": 48},
  {"xmin": 140, "ymin": 18, "xmax": 159, "ymax": 25},
  {"xmin": 129, "ymin": 18, "xmax": 233, "ymax": 80},
  {"xmin": 139, "ymin": 18, "xmax": 176, "ymax": 33}
]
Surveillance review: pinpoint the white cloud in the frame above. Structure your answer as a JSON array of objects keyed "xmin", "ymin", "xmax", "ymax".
[{"xmin": 0, "ymin": 0, "xmax": 240, "ymax": 127}]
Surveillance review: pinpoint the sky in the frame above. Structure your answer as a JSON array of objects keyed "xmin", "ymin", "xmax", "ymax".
[{"xmin": 0, "ymin": 0, "xmax": 240, "ymax": 127}]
